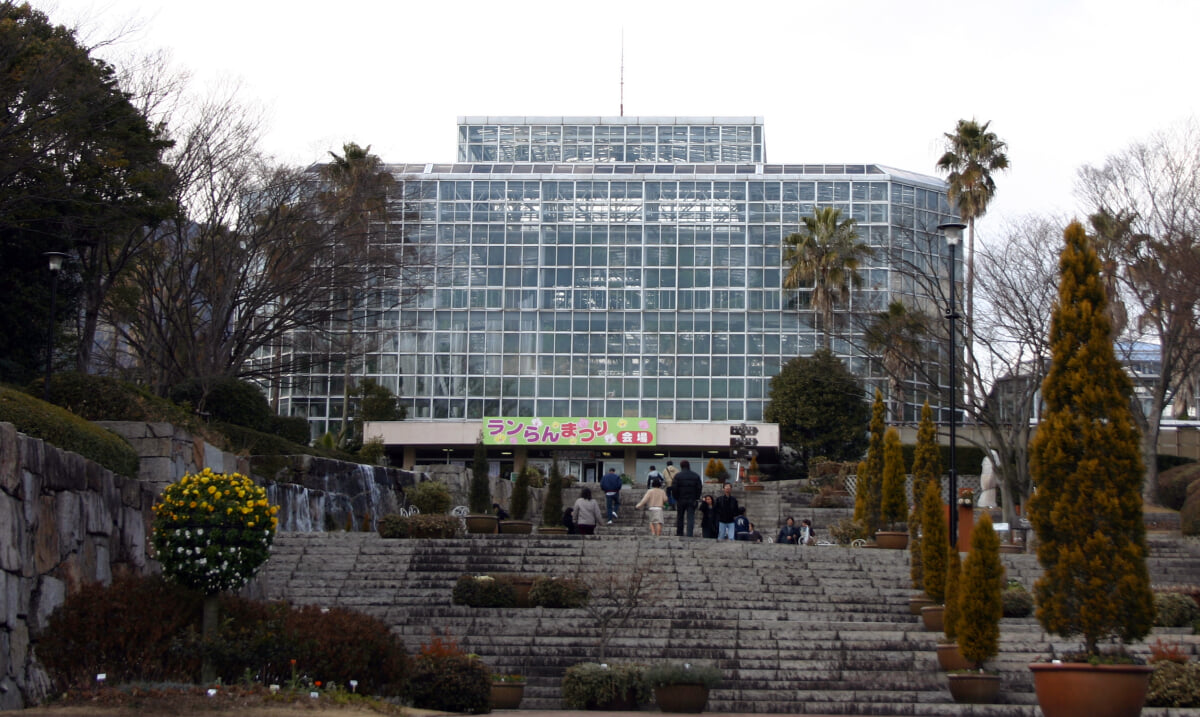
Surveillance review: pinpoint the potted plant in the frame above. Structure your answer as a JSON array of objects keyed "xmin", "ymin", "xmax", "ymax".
[
  {"xmin": 937, "ymin": 547, "xmax": 970, "ymax": 671},
  {"xmin": 500, "ymin": 466, "xmax": 533, "ymax": 534},
  {"xmin": 854, "ymin": 389, "xmax": 885, "ymax": 541},
  {"xmin": 561, "ymin": 662, "xmax": 650, "ymax": 711},
  {"xmin": 645, "ymin": 661, "xmax": 722, "ymax": 713},
  {"xmin": 1026, "ymin": 222, "xmax": 1156, "ymax": 717},
  {"xmin": 489, "ymin": 673, "xmax": 526, "ymax": 709},
  {"xmin": 948, "ymin": 514, "xmax": 1004, "ymax": 703},
  {"xmin": 908, "ymin": 401, "xmax": 941, "ymax": 614},
  {"xmin": 378, "ymin": 512, "xmax": 461, "ymax": 539},
  {"xmin": 919, "ymin": 479, "xmax": 949, "ymax": 632},
  {"xmin": 875, "ymin": 427, "xmax": 909, "ymax": 549},
  {"xmin": 466, "ymin": 438, "xmax": 498, "ymax": 534},
  {"xmin": 539, "ymin": 459, "xmax": 568, "ymax": 535}
]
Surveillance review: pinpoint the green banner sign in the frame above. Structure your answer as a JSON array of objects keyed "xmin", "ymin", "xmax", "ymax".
[{"xmin": 483, "ymin": 417, "xmax": 657, "ymax": 447}]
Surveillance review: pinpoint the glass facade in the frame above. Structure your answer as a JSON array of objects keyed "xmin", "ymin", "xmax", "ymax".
[{"xmin": 272, "ymin": 117, "xmax": 957, "ymax": 439}]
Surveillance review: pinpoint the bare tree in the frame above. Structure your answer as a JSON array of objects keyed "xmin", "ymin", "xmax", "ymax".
[
  {"xmin": 972, "ymin": 215, "xmax": 1063, "ymax": 524},
  {"xmin": 1077, "ymin": 120, "xmax": 1200, "ymax": 502},
  {"xmin": 580, "ymin": 561, "xmax": 665, "ymax": 662}
]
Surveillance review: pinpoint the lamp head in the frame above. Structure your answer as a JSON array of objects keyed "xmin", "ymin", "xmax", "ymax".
[
  {"xmin": 937, "ymin": 222, "xmax": 966, "ymax": 247},
  {"xmin": 44, "ymin": 251, "xmax": 68, "ymax": 273}
]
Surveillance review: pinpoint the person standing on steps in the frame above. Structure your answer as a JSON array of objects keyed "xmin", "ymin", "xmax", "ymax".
[
  {"xmin": 714, "ymin": 482, "xmax": 739, "ymax": 541},
  {"xmin": 572, "ymin": 487, "xmax": 604, "ymax": 535},
  {"xmin": 600, "ymin": 467, "xmax": 623, "ymax": 524},
  {"xmin": 671, "ymin": 459, "xmax": 703, "ymax": 537},
  {"xmin": 645, "ymin": 464, "xmax": 663, "ymax": 489},
  {"xmin": 663, "ymin": 460, "xmax": 679, "ymax": 510},
  {"xmin": 635, "ymin": 476, "xmax": 668, "ymax": 536},
  {"xmin": 699, "ymin": 494, "xmax": 719, "ymax": 539}
]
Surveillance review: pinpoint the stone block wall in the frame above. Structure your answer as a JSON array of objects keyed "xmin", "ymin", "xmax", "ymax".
[
  {"xmin": 96, "ymin": 421, "xmax": 248, "ymax": 495},
  {"xmin": 0, "ymin": 422, "xmax": 158, "ymax": 710}
]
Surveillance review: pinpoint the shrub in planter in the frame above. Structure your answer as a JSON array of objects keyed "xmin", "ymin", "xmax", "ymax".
[
  {"xmin": 880, "ymin": 427, "xmax": 908, "ymax": 532},
  {"xmin": 409, "ymin": 632, "xmax": 490, "ymax": 713},
  {"xmin": 942, "ymin": 547, "xmax": 962, "ymax": 643},
  {"xmin": 909, "ymin": 401, "xmax": 941, "ymax": 592},
  {"xmin": 561, "ymin": 662, "xmax": 650, "ymax": 710},
  {"xmin": 920, "ymin": 480, "xmax": 949, "ymax": 603},
  {"xmin": 470, "ymin": 438, "xmax": 492, "ymax": 514},
  {"xmin": 510, "ymin": 466, "xmax": 531, "ymax": 520},
  {"xmin": 408, "ymin": 480, "xmax": 452, "ymax": 515},
  {"xmin": 644, "ymin": 661, "xmax": 722, "ymax": 688},
  {"xmin": 529, "ymin": 576, "xmax": 590, "ymax": 608},
  {"xmin": 1146, "ymin": 661, "xmax": 1200, "ymax": 708},
  {"xmin": 957, "ymin": 514, "xmax": 1005, "ymax": 669},
  {"xmin": 1027, "ymin": 222, "xmax": 1156, "ymax": 660},
  {"xmin": 1003, "ymin": 580, "xmax": 1034, "ymax": 618},
  {"xmin": 1154, "ymin": 591, "xmax": 1200, "ymax": 627},
  {"xmin": 452, "ymin": 574, "xmax": 518, "ymax": 608},
  {"xmin": 378, "ymin": 513, "xmax": 460, "ymax": 539},
  {"xmin": 542, "ymin": 460, "xmax": 566, "ymax": 526}
]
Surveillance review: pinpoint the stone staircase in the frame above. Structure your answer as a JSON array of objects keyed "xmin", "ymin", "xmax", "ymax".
[{"xmin": 256, "ymin": 506, "xmax": 1200, "ymax": 716}]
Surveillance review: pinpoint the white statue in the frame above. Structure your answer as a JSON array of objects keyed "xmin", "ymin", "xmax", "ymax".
[{"xmin": 977, "ymin": 451, "xmax": 1000, "ymax": 508}]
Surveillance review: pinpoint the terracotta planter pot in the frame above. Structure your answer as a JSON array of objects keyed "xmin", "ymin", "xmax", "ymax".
[
  {"xmin": 498, "ymin": 520, "xmax": 533, "ymax": 534},
  {"xmin": 743, "ymin": 484, "xmax": 764, "ymax": 492},
  {"xmin": 465, "ymin": 514, "xmax": 499, "ymax": 534},
  {"xmin": 874, "ymin": 531, "xmax": 909, "ymax": 549},
  {"xmin": 654, "ymin": 684, "xmax": 710, "ymax": 713},
  {"xmin": 921, "ymin": 604, "xmax": 945, "ymax": 632},
  {"xmin": 998, "ymin": 543, "xmax": 1023, "ymax": 554},
  {"xmin": 1029, "ymin": 662, "xmax": 1153, "ymax": 717},
  {"xmin": 490, "ymin": 682, "xmax": 525, "ymax": 709},
  {"xmin": 909, "ymin": 594, "xmax": 936, "ymax": 615},
  {"xmin": 948, "ymin": 672, "xmax": 1000, "ymax": 704},
  {"xmin": 538, "ymin": 525, "xmax": 568, "ymax": 535},
  {"xmin": 937, "ymin": 642, "xmax": 973, "ymax": 672}
]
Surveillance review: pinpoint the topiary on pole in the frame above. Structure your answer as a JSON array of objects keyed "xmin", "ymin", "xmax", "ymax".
[
  {"xmin": 543, "ymin": 459, "xmax": 565, "ymax": 526},
  {"xmin": 957, "ymin": 513, "xmax": 1005, "ymax": 668},
  {"xmin": 469, "ymin": 437, "xmax": 491, "ymax": 514},
  {"xmin": 910, "ymin": 401, "xmax": 942, "ymax": 590},
  {"xmin": 880, "ymin": 426, "xmax": 907, "ymax": 531},
  {"xmin": 152, "ymin": 468, "xmax": 278, "ymax": 682},
  {"xmin": 920, "ymin": 479, "xmax": 949, "ymax": 603},
  {"xmin": 853, "ymin": 388, "xmax": 886, "ymax": 537},
  {"xmin": 1028, "ymin": 221, "xmax": 1154, "ymax": 657}
]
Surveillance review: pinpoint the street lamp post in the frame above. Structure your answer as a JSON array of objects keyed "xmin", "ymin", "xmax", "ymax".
[
  {"xmin": 43, "ymin": 252, "xmax": 68, "ymax": 403},
  {"xmin": 937, "ymin": 222, "xmax": 965, "ymax": 549}
]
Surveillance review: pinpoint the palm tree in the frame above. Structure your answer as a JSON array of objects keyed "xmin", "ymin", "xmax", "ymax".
[
  {"xmin": 321, "ymin": 143, "xmax": 394, "ymax": 447},
  {"xmin": 783, "ymin": 206, "xmax": 873, "ymax": 350},
  {"xmin": 935, "ymin": 119, "xmax": 1009, "ymax": 337},
  {"xmin": 864, "ymin": 300, "xmax": 931, "ymax": 421}
]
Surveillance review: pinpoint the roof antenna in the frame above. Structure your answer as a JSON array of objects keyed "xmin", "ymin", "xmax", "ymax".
[{"xmin": 620, "ymin": 28, "xmax": 624, "ymax": 117}]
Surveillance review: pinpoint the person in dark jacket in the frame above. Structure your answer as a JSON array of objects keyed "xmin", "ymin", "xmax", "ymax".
[
  {"xmin": 714, "ymin": 482, "xmax": 739, "ymax": 540},
  {"xmin": 733, "ymin": 506, "xmax": 750, "ymax": 540},
  {"xmin": 777, "ymin": 516, "xmax": 802, "ymax": 545},
  {"xmin": 699, "ymin": 494, "xmax": 719, "ymax": 539},
  {"xmin": 600, "ymin": 468, "xmax": 623, "ymax": 524},
  {"xmin": 671, "ymin": 459, "xmax": 703, "ymax": 537}
]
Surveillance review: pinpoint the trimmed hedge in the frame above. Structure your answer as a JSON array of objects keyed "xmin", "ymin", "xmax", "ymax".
[
  {"xmin": 0, "ymin": 385, "xmax": 139, "ymax": 477},
  {"xmin": 1158, "ymin": 463, "xmax": 1200, "ymax": 511}
]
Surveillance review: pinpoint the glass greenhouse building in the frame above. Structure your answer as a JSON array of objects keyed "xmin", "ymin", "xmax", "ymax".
[{"xmin": 271, "ymin": 116, "xmax": 958, "ymax": 470}]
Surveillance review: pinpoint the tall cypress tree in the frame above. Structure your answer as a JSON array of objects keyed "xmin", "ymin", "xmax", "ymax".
[
  {"xmin": 469, "ymin": 438, "xmax": 491, "ymax": 514},
  {"xmin": 854, "ymin": 389, "xmax": 887, "ymax": 536},
  {"xmin": 910, "ymin": 401, "xmax": 942, "ymax": 590},
  {"xmin": 1028, "ymin": 221, "xmax": 1154, "ymax": 657},
  {"xmin": 880, "ymin": 427, "xmax": 907, "ymax": 530},
  {"xmin": 957, "ymin": 514, "xmax": 1004, "ymax": 668},
  {"xmin": 920, "ymin": 479, "xmax": 949, "ymax": 603}
]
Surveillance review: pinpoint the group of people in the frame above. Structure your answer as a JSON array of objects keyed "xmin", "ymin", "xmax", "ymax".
[{"xmin": 559, "ymin": 460, "xmax": 818, "ymax": 544}]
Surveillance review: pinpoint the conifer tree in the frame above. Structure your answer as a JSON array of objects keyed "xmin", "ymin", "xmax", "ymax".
[
  {"xmin": 469, "ymin": 438, "xmax": 491, "ymax": 514},
  {"xmin": 942, "ymin": 547, "xmax": 962, "ymax": 644},
  {"xmin": 854, "ymin": 389, "xmax": 886, "ymax": 536},
  {"xmin": 511, "ymin": 466, "xmax": 531, "ymax": 520},
  {"xmin": 920, "ymin": 480, "xmax": 949, "ymax": 602},
  {"xmin": 880, "ymin": 427, "xmax": 907, "ymax": 530},
  {"xmin": 957, "ymin": 514, "xmax": 1005, "ymax": 668},
  {"xmin": 543, "ymin": 459, "xmax": 565, "ymax": 526},
  {"xmin": 1028, "ymin": 221, "xmax": 1154, "ymax": 657},
  {"xmin": 910, "ymin": 401, "xmax": 942, "ymax": 589}
]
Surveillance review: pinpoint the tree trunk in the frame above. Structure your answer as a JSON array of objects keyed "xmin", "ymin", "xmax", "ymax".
[{"xmin": 202, "ymin": 594, "xmax": 218, "ymax": 684}]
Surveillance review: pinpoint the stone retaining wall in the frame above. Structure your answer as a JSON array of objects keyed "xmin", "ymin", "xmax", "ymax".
[{"xmin": 0, "ymin": 422, "xmax": 158, "ymax": 710}]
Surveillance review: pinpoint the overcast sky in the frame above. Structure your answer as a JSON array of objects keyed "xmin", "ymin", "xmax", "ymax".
[{"xmin": 36, "ymin": 0, "xmax": 1200, "ymax": 243}]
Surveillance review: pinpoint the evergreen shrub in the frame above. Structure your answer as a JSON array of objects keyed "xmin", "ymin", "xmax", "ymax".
[
  {"xmin": 529, "ymin": 576, "xmax": 590, "ymax": 608},
  {"xmin": 408, "ymin": 481, "xmax": 452, "ymax": 514},
  {"xmin": 956, "ymin": 514, "xmax": 1005, "ymax": 668},
  {"xmin": 408, "ymin": 632, "xmax": 490, "ymax": 713},
  {"xmin": 1147, "ymin": 661, "xmax": 1200, "ymax": 708},
  {"xmin": 451, "ymin": 574, "xmax": 518, "ymax": 608},
  {"xmin": 1002, "ymin": 580, "xmax": 1034, "ymax": 617},
  {"xmin": 0, "ymin": 385, "xmax": 140, "ymax": 477},
  {"xmin": 561, "ymin": 662, "xmax": 650, "ymax": 710},
  {"xmin": 1155, "ymin": 592, "xmax": 1200, "ymax": 627}
]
